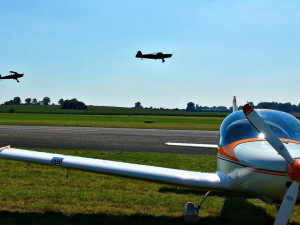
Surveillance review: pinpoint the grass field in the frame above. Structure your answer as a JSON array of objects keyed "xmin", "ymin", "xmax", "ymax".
[
  {"xmin": 0, "ymin": 149, "xmax": 299, "ymax": 225},
  {"xmin": 0, "ymin": 105, "xmax": 227, "ymax": 130},
  {"xmin": 0, "ymin": 113, "xmax": 223, "ymax": 130},
  {"xmin": 0, "ymin": 105, "xmax": 229, "ymax": 117}
]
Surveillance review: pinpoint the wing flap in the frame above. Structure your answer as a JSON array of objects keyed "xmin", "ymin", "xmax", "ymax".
[{"xmin": 0, "ymin": 147, "xmax": 229, "ymax": 191}]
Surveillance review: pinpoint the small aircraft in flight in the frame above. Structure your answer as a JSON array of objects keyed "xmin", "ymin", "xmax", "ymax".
[
  {"xmin": 135, "ymin": 51, "xmax": 172, "ymax": 63},
  {"xmin": 1, "ymin": 97, "xmax": 300, "ymax": 225},
  {"xmin": 0, "ymin": 71, "xmax": 24, "ymax": 83}
]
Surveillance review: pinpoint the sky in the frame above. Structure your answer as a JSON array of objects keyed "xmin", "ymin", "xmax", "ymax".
[{"xmin": 1, "ymin": 0, "xmax": 300, "ymax": 108}]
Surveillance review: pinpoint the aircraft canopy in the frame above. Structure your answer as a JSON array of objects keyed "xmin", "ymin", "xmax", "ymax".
[{"xmin": 219, "ymin": 110, "xmax": 300, "ymax": 146}]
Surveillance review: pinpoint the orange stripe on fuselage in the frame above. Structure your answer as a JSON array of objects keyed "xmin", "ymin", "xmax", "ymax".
[
  {"xmin": 280, "ymin": 138, "xmax": 300, "ymax": 144},
  {"xmin": 218, "ymin": 138, "xmax": 263, "ymax": 162},
  {"xmin": 218, "ymin": 138, "xmax": 300, "ymax": 162},
  {"xmin": 245, "ymin": 168, "xmax": 287, "ymax": 177}
]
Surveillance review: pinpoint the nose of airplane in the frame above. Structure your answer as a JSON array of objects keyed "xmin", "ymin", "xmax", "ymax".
[{"xmin": 287, "ymin": 158, "xmax": 300, "ymax": 182}]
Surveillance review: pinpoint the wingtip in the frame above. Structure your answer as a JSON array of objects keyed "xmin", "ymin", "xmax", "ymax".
[{"xmin": 0, "ymin": 145, "xmax": 11, "ymax": 152}]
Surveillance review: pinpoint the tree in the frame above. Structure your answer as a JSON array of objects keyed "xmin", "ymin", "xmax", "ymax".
[
  {"xmin": 248, "ymin": 102, "xmax": 254, "ymax": 108},
  {"xmin": 195, "ymin": 104, "xmax": 202, "ymax": 112},
  {"xmin": 134, "ymin": 102, "xmax": 143, "ymax": 109},
  {"xmin": 278, "ymin": 103, "xmax": 292, "ymax": 112},
  {"xmin": 42, "ymin": 97, "xmax": 51, "ymax": 105},
  {"xmin": 3, "ymin": 97, "xmax": 21, "ymax": 105},
  {"xmin": 12, "ymin": 97, "xmax": 21, "ymax": 105},
  {"xmin": 186, "ymin": 102, "xmax": 196, "ymax": 112},
  {"xmin": 58, "ymin": 99, "xmax": 64, "ymax": 106},
  {"xmin": 32, "ymin": 98, "xmax": 38, "ymax": 104},
  {"xmin": 61, "ymin": 98, "xmax": 88, "ymax": 110},
  {"xmin": 3, "ymin": 100, "xmax": 13, "ymax": 105},
  {"xmin": 292, "ymin": 104, "xmax": 299, "ymax": 112},
  {"xmin": 25, "ymin": 98, "xmax": 31, "ymax": 105},
  {"xmin": 257, "ymin": 102, "xmax": 278, "ymax": 110}
]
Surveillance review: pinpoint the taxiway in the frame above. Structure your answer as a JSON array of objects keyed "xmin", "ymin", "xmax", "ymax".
[{"xmin": 0, "ymin": 125, "xmax": 218, "ymax": 155}]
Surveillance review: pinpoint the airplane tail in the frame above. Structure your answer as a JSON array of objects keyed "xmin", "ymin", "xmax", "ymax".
[
  {"xmin": 232, "ymin": 96, "xmax": 237, "ymax": 112},
  {"xmin": 136, "ymin": 51, "xmax": 142, "ymax": 57}
]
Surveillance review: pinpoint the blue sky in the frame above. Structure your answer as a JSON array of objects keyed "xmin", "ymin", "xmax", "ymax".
[{"xmin": 1, "ymin": 0, "xmax": 300, "ymax": 108}]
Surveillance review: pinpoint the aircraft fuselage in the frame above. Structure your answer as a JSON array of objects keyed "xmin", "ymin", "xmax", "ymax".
[
  {"xmin": 0, "ymin": 73, "xmax": 24, "ymax": 82},
  {"xmin": 217, "ymin": 110, "xmax": 300, "ymax": 203},
  {"xmin": 135, "ymin": 51, "xmax": 172, "ymax": 62}
]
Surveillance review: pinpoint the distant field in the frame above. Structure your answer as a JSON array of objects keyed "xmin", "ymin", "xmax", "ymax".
[
  {"xmin": 0, "ymin": 113, "xmax": 223, "ymax": 130},
  {"xmin": 1, "ymin": 105, "xmax": 299, "ymax": 130},
  {"xmin": 0, "ymin": 149, "xmax": 291, "ymax": 225},
  {"xmin": 0, "ymin": 105, "xmax": 229, "ymax": 117},
  {"xmin": 0, "ymin": 105, "xmax": 226, "ymax": 130}
]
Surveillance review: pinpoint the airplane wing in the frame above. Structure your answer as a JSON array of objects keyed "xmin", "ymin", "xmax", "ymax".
[
  {"xmin": 165, "ymin": 143, "xmax": 218, "ymax": 148},
  {"xmin": 141, "ymin": 54, "xmax": 156, "ymax": 59},
  {"xmin": 9, "ymin": 71, "xmax": 17, "ymax": 74},
  {"xmin": 0, "ymin": 146, "xmax": 230, "ymax": 191}
]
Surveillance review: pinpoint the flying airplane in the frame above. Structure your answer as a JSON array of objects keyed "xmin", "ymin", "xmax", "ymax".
[
  {"xmin": 0, "ymin": 97, "xmax": 300, "ymax": 225},
  {"xmin": 0, "ymin": 71, "xmax": 24, "ymax": 83},
  {"xmin": 135, "ymin": 51, "xmax": 172, "ymax": 63}
]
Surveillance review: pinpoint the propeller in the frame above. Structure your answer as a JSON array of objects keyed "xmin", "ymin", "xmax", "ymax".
[
  {"xmin": 242, "ymin": 104, "xmax": 300, "ymax": 225},
  {"xmin": 274, "ymin": 181, "xmax": 299, "ymax": 225},
  {"xmin": 243, "ymin": 104, "xmax": 294, "ymax": 164}
]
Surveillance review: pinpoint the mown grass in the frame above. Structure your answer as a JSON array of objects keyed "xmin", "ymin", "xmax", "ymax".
[
  {"xmin": 0, "ymin": 105, "xmax": 229, "ymax": 117},
  {"xmin": 0, "ymin": 149, "xmax": 299, "ymax": 225},
  {"xmin": 0, "ymin": 114, "xmax": 223, "ymax": 130}
]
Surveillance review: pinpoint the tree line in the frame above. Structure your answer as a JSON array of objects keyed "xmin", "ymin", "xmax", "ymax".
[
  {"xmin": 187, "ymin": 101, "xmax": 300, "ymax": 113},
  {"xmin": 246, "ymin": 102, "xmax": 300, "ymax": 113},
  {"xmin": 2, "ymin": 97, "xmax": 88, "ymax": 110},
  {"xmin": 2, "ymin": 97, "xmax": 51, "ymax": 105},
  {"xmin": 135, "ymin": 101, "xmax": 300, "ymax": 113},
  {"xmin": 2, "ymin": 98, "xmax": 300, "ymax": 113},
  {"xmin": 134, "ymin": 101, "xmax": 230, "ymax": 112}
]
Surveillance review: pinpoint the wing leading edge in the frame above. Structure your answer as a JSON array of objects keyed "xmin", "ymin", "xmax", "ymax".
[{"xmin": 0, "ymin": 147, "xmax": 230, "ymax": 191}]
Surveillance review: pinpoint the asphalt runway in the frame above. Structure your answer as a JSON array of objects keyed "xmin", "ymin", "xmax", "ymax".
[{"xmin": 0, "ymin": 125, "xmax": 219, "ymax": 155}]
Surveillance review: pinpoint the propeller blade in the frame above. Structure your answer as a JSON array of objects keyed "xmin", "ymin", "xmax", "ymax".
[
  {"xmin": 274, "ymin": 181, "xmax": 299, "ymax": 225},
  {"xmin": 243, "ymin": 104, "xmax": 295, "ymax": 165}
]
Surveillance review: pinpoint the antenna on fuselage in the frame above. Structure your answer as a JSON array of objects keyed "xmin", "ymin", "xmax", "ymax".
[{"xmin": 232, "ymin": 96, "xmax": 237, "ymax": 112}]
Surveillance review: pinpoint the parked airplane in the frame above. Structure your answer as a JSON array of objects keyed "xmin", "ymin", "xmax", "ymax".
[
  {"xmin": 0, "ymin": 71, "xmax": 24, "ymax": 83},
  {"xmin": 0, "ymin": 97, "xmax": 299, "ymax": 225},
  {"xmin": 135, "ymin": 51, "xmax": 172, "ymax": 63}
]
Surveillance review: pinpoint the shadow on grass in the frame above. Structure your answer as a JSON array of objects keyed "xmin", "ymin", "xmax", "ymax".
[
  {"xmin": 0, "ymin": 211, "xmax": 183, "ymax": 225},
  {"xmin": 0, "ymin": 200, "xmax": 299, "ymax": 225},
  {"xmin": 0, "ymin": 206, "xmax": 270, "ymax": 225},
  {"xmin": 1, "ymin": 189, "xmax": 299, "ymax": 225},
  {"xmin": 159, "ymin": 187, "xmax": 300, "ymax": 225}
]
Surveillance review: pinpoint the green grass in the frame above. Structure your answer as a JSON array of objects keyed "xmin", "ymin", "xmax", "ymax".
[
  {"xmin": 0, "ymin": 105, "xmax": 227, "ymax": 130},
  {"xmin": 0, "ymin": 105, "xmax": 229, "ymax": 117},
  {"xmin": 0, "ymin": 113, "xmax": 223, "ymax": 130},
  {"xmin": 0, "ymin": 149, "xmax": 299, "ymax": 225}
]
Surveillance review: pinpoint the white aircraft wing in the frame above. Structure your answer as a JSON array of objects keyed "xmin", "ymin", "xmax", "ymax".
[
  {"xmin": 165, "ymin": 142, "xmax": 218, "ymax": 148},
  {"xmin": 0, "ymin": 146, "xmax": 229, "ymax": 191}
]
